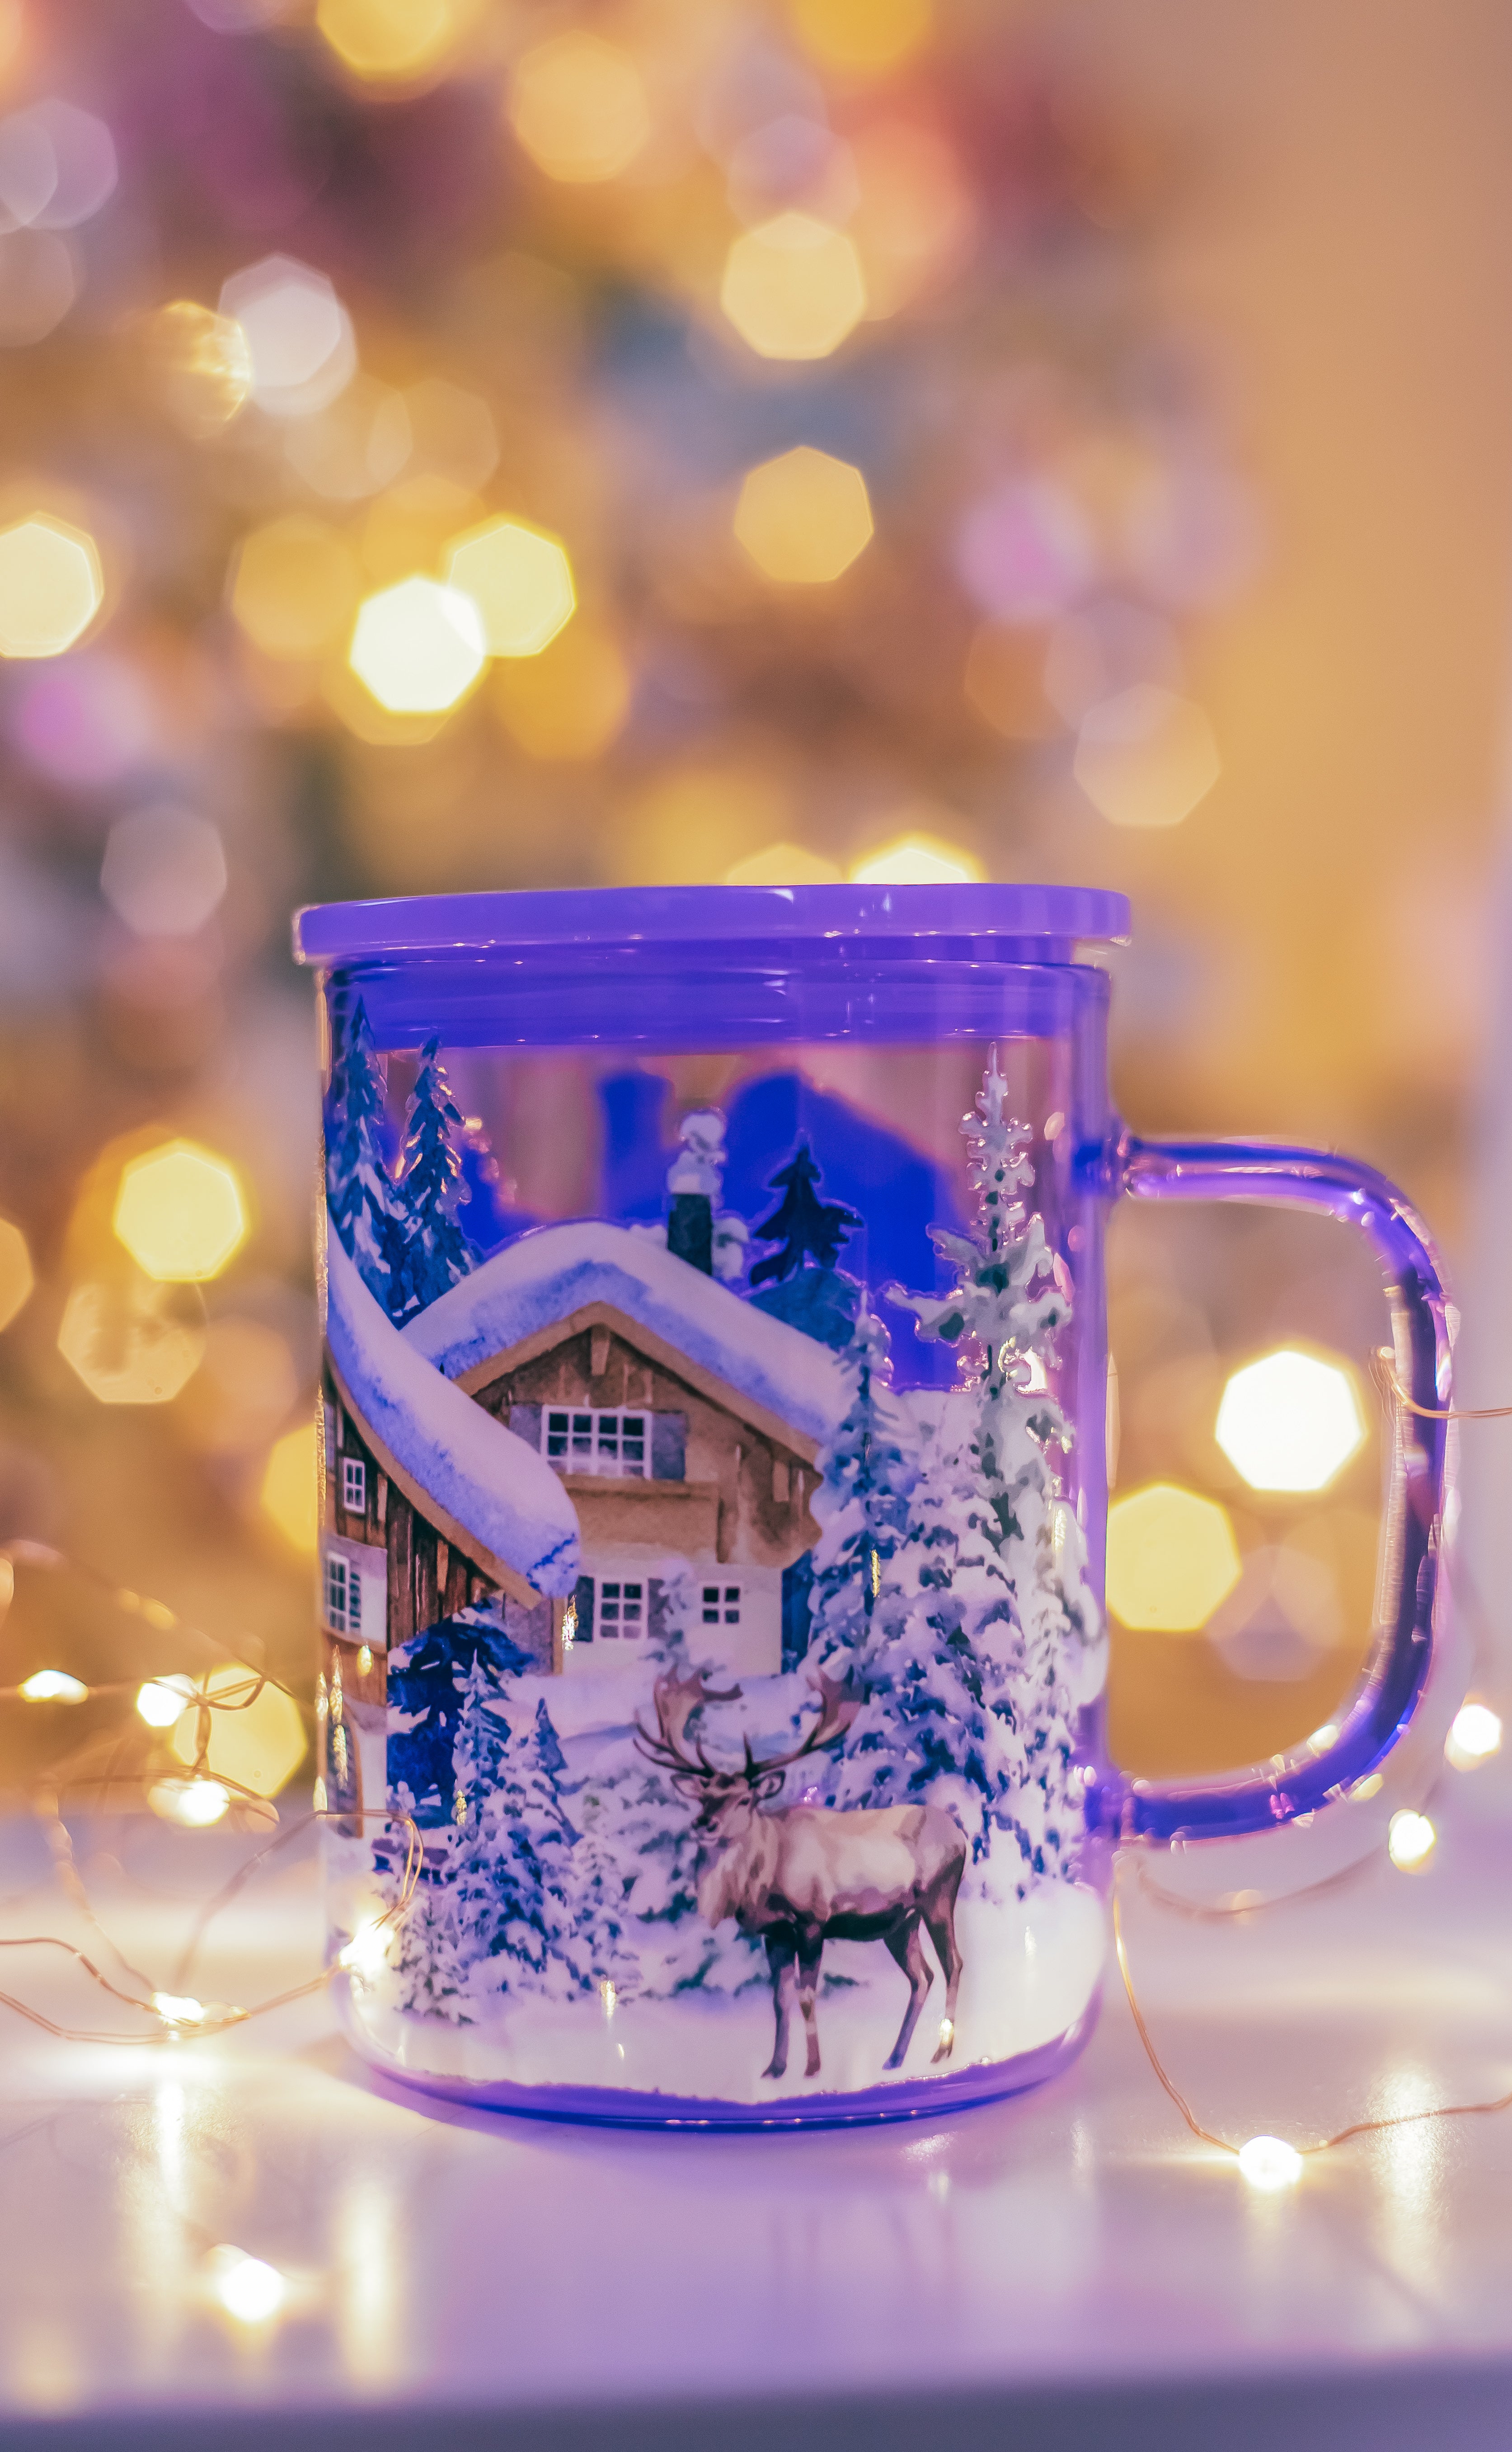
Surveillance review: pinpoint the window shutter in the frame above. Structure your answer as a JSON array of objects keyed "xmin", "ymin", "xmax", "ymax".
[
  {"xmin": 648, "ymin": 1576, "xmax": 667, "ymax": 1644},
  {"xmin": 650, "ymin": 1411, "xmax": 687, "ymax": 1481},
  {"xmin": 573, "ymin": 1573, "xmax": 595, "ymax": 1643},
  {"xmin": 510, "ymin": 1403, "xmax": 542, "ymax": 1450}
]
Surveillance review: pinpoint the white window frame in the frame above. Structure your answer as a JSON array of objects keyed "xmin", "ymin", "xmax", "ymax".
[
  {"xmin": 702, "ymin": 1583, "xmax": 741, "ymax": 1627},
  {"xmin": 325, "ymin": 1552, "xmax": 362, "ymax": 1637},
  {"xmin": 340, "ymin": 1455, "xmax": 366, "ymax": 1516},
  {"xmin": 597, "ymin": 1578, "xmax": 646, "ymax": 1639},
  {"xmin": 542, "ymin": 1407, "xmax": 648, "ymax": 1479}
]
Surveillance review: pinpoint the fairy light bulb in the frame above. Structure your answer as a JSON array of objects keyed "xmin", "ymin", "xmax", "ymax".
[
  {"xmin": 1446, "ymin": 1701, "xmax": 1502, "ymax": 1770},
  {"xmin": 153, "ymin": 1991, "xmax": 207, "ymax": 2025},
  {"xmin": 1387, "ymin": 1810, "xmax": 1436, "ymax": 1872},
  {"xmin": 19, "ymin": 1670, "xmax": 87, "ymax": 1702},
  {"xmin": 1238, "ymin": 2135, "xmax": 1302, "ymax": 2190},
  {"xmin": 207, "ymin": 2245, "xmax": 286, "ymax": 2323},
  {"xmin": 338, "ymin": 1918, "xmax": 391, "ymax": 1980},
  {"xmin": 136, "ymin": 1677, "xmax": 192, "ymax": 1728}
]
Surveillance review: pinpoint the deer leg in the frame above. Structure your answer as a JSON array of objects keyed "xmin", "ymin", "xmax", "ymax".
[
  {"xmin": 925, "ymin": 1888, "xmax": 965, "ymax": 2064},
  {"xmin": 795, "ymin": 1929, "xmax": 824, "ymax": 2078},
  {"xmin": 882, "ymin": 1915, "xmax": 933, "ymax": 2071},
  {"xmin": 762, "ymin": 1931, "xmax": 797, "ymax": 2080}
]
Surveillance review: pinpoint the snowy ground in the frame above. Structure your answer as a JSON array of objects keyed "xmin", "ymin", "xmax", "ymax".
[{"xmin": 340, "ymin": 1880, "xmax": 1106, "ymax": 2108}]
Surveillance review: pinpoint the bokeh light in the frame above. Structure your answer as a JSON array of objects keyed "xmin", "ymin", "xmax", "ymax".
[
  {"xmin": 176, "ymin": 1317, "xmax": 300, "ymax": 1458},
  {"xmin": 169, "ymin": 1665, "xmax": 307, "ymax": 1797},
  {"xmin": 148, "ymin": 1776, "xmax": 230, "ymax": 1827},
  {"xmin": 509, "ymin": 32, "xmax": 651, "ymax": 185},
  {"xmin": 101, "ymin": 805, "xmax": 227, "ymax": 938},
  {"xmin": 1216, "ymin": 1348, "xmax": 1365, "ymax": 1493},
  {"xmin": 1446, "ymin": 1699, "xmax": 1503, "ymax": 1771},
  {"xmin": 787, "ymin": 0, "xmax": 933, "ymax": 75},
  {"xmin": 0, "ymin": 513, "xmax": 102, "ymax": 656},
  {"xmin": 734, "ymin": 446, "xmax": 873, "ymax": 584},
  {"xmin": 1387, "ymin": 1809, "xmax": 1435, "ymax": 1873},
  {"xmin": 0, "ymin": 99, "xmax": 117, "ymax": 229},
  {"xmin": 207, "ymin": 2247, "xmax": 286, "ymax": 2324},
  {"xmin": 283, "ymin": 374, "xmax": 411, "ymax": 502},
  {"xmin": 137, "ymin": 1677, "xmax": 193, "ymax": 1729},
  {"xmin": 261, "ymin": 1421, "xmax": 317, "ymax": 1554},
  {"xmin": 316, "ymin": 0, "xmax": 474, "ymax": 84},
  {"xmin": 349, "ymin": 576, "xmax": 486, "ymax": 714},
  {"xmin": 404, "ymin": 378, "xmax": 498, "ymax": 491},
  {"xmin": 1074, "ymin": 683, "xmax": 1221, "ymax": 828},
  {"xmin": 955, "ymin": 478, "xmax": 1095, "ymax": 625},
  {"xmin": 218, "ymin": 256, "xmax": 355, "ymax": 419},
  {"xmin": 963, "ymin": 623, "xmax": 1059, "ymax": 740},
  {"xmin": 446, "ymin": 518, "xmax": 575, "ymax": 658},
  {"xmin": 113, "ymin": 1141, "xmax": 248, "ymax": 1283},
  {"xmin": 0, "ymin": 1215, "xmax": 33, "ymax": 1331},
  {"xmin": 149, "ymin": 300, "xmax": 254, "ymax": 436},
  {"xmin": 230, "ymin": 516, "xmax": 362, "ymax": 662},
  {"xmin": 1106, "ymin": 1482, "xmax": 1243, "ymax": 1632},
  {"xmin": 57, "ymin": 1279, "xmax": 207, "ymax": 1406},
  {"xmin": 491, "ymin": 621, "xmax": 629, "ymax": 759},
  {"xmin": 0, "ymin": 228, "xmax": 76, "ymax": 344},
  {"xmin": 850, "ymin": 833, "xmax": 979, "ymax": 885},
  {"xmin": 20, "ymin": 1671, "xmax": 87, "ymax": 1703},
  {"xmin": 726, "ymin": 842, "xmax": 844, "ymax": 885},
  {"xmin": 721, "ymin": 212, "xmax": 867, "ymax": 360}
]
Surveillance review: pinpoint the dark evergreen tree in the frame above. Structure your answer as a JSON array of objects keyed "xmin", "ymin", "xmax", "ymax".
[
  {"xmin": 806, "ymin": 1305, "xmax": 917, "ymax": 1681},
  {"xmin": 325, "ymin": 994, "xmax": 405, "ymax": 1311},
  {"xmin": 389, "ymin": 1035, "xmax": 477, "ymax": 1321},
  {"xmin": 748, "ymin": 1139, "xmax": 860, "ymax": 1284}
]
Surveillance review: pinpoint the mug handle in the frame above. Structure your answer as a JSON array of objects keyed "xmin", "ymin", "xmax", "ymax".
[{"xmin": 1087, "ymin": 1133, "xmax": 1454, "ymax": 1845}]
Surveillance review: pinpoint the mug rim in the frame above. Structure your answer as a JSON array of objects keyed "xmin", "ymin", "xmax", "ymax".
[{"xmin": 292, "ymin": 881, "xmax": 1132, "ymax": 967}]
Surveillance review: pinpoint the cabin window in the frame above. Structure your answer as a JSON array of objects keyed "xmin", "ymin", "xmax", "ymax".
[
  {"xmin": 702, "ymin": 1584, "xmax": 741, "ymax": 1626},
  {"xmin": 340, "ymin": 1456, "xmax": 366, "ymax": 1516},
  {"xmin": 542, "ymin": 1409, "xmax": 648, "ymax": 1478},
  {"xmin": 597, "ymin": 1580, "xmax": 644, "ymax": 1638},
  {"xmin": 325, "ymin": 1553, "xmax": 361, "ymax": 1636}
]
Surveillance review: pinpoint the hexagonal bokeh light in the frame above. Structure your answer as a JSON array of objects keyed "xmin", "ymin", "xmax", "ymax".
[
  {"xmin": 0, "ymin": 1217, "xmax": 33, "ymax": 1332},
  {"xmin": 169, "ymin": 1665, "xmax": 307, "ymax": 1798},
  {"xmin": 0, "ymin": 514, "xmax": 103, "ymax": 657},
  {"xmin": 1074, "ymin": 683, "xmax": 1221, "ymax": 829},
  {"xmin": 113, "ymin": 1141, "xmax": 248, "ymax": 1283},
  {"xmin": 734, "ymin": 447, "xmax": 874, "ymax": 584},
  {"xmin": 850, "ymin": 834, "xmax": 980, "ymax": 886},
  {"xmin": 349, "ymin": 576, "xmax": 486, "ymax": 714},
  {"xmin": 101, "ymin": 805, "xmax": 227, "ymax": 938},
  {"xmin": 1216, "ymin": 1348, "xmax": 1366, "ymax": 1493},
  {"xmin": 317, "ymin": 0, "xmax": 472, "ymax": 83},
  {"xmin": 446, "ymin": 519, "xmax": 575, "ymax": 658},
  {"xmin": 509, "ymin": 31, "xmax": 650, "ymax": 184},
  {"xmin": 231, "ymin": 515, "xmax": 362, "ymax": 662},
  {"xmin": 218, "ymin": 255, "xmax": 355, "ymax": 418},
  {"xmin": 57, "ymin": 1279, "xmax": 206, "ymax": 1406},
  {"xmin": 261, "ymin": 1421, "xmax": 317, "ymax": 1554},
  {"xmin": 1105, "ymin": 1482, "xmax": 1243, "ymax": 1633},
  {"xmin": 720, "ymin": 212, "xmax": 867, "ymax": 361}
]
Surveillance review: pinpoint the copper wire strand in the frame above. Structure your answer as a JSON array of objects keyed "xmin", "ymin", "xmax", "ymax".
[
  {"xmin": 1113, "ymin": 1863, "xmax": 1512, "ymax": 2159},
  {"xmin": 1372, "ymin": 1347, "xmax": 1512, "ymax": 1423}
]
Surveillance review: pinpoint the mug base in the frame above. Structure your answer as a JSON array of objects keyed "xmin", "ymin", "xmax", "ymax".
[{"xmin": 343, "ymin": 1991, "xmax": 1100, "ymax": 2129}]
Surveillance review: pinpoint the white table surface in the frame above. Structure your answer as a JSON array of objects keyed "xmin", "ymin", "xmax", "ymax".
[{"xmin": 1, "ymin": 1793, "xmax": 1511, "ymax": 2452}]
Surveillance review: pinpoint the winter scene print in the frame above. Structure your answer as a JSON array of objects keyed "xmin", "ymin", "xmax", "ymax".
[{"xmin": 319, "ymin": 1000, "xmax": 1108, "ymax": 2114}]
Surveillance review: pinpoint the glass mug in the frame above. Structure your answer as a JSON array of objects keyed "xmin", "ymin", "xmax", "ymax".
[{"xmin": 293, "ymin": 883, "xmax": 1451, "ymax": 2127}]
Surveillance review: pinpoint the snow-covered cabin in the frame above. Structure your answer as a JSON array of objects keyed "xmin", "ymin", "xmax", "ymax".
[{"xmin": 318, "ymin": 1222, "xmax": 845, "ymax": 1814}]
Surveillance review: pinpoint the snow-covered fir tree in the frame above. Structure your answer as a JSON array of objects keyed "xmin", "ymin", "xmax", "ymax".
[
  {"xmin": 448, "ymin": 1672, "xmax": 584, "ymax": 2002},
  {"xmin": 325, "ymin": 994, "xmax": 405, "ymax": 1311},
  {"xmin": 805, "ymin": 1305, "xmax": 916, "ymax": 1680},
  {"xmin": 388, "ymin": 1036, "xmax": 477, "ymax": 1321},
  {"xmin": 831, "ymin": 1051, "xmax": 1101, "ymax": 1894}
]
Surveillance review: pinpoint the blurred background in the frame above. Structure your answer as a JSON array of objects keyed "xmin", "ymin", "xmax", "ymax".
[{"xmin": 0, "ymin": 0, "xmax": 1507, "ymax": 1815}]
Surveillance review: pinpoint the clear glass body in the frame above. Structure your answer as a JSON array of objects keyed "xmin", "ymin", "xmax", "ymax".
[{"xmin": 301, "ymin": 891, "xmax": 1451, "ymax": 2128}]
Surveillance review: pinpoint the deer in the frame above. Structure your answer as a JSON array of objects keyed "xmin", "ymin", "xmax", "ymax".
[{"xmin": 637, "ymin": 1666, "xmax": 966, "ymax": 2083}]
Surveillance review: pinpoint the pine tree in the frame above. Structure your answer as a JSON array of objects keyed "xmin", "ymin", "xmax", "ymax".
[
  {"xmin": 388, "ymin": 1035, "xmax": 477, "ymax": 1321},
  {"xmin": 749, "ymin": 1139, "xmax": 859, "ymax": 1283},
  {"xmin": 805, "ymin": 1305, "xmax": 916, "ymax": 1680},
  {"xmin": 449, "ymin": 1671, "xmax": 584, "ymax": 2002},
  {"xmin": 325, "ymin": 994, "xmax": 405, "ymax": 1311},
  {"xmin": 878, "ymin": 1047, "xmax": 1103, "ymax": 1894}
]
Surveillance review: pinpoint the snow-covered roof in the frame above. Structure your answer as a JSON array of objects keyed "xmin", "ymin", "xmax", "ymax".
[
  {"xmin": 326, "ymin": 1230, "xmax": 580, "ymax": 1600},
  {"xmin": 401, "ymin": 1219, "xmax": 846, "ymax": 1453}
]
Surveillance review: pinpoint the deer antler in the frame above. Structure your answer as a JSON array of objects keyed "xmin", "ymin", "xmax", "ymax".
[{"xmin": 635, "ymin": 1666, "xmax": 743, "ymax": 1775}]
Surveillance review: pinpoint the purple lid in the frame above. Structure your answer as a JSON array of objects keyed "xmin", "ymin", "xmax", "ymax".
[{"xmin": 292, "ymin": 882, "xmax": 1131, "ymax": 966}]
